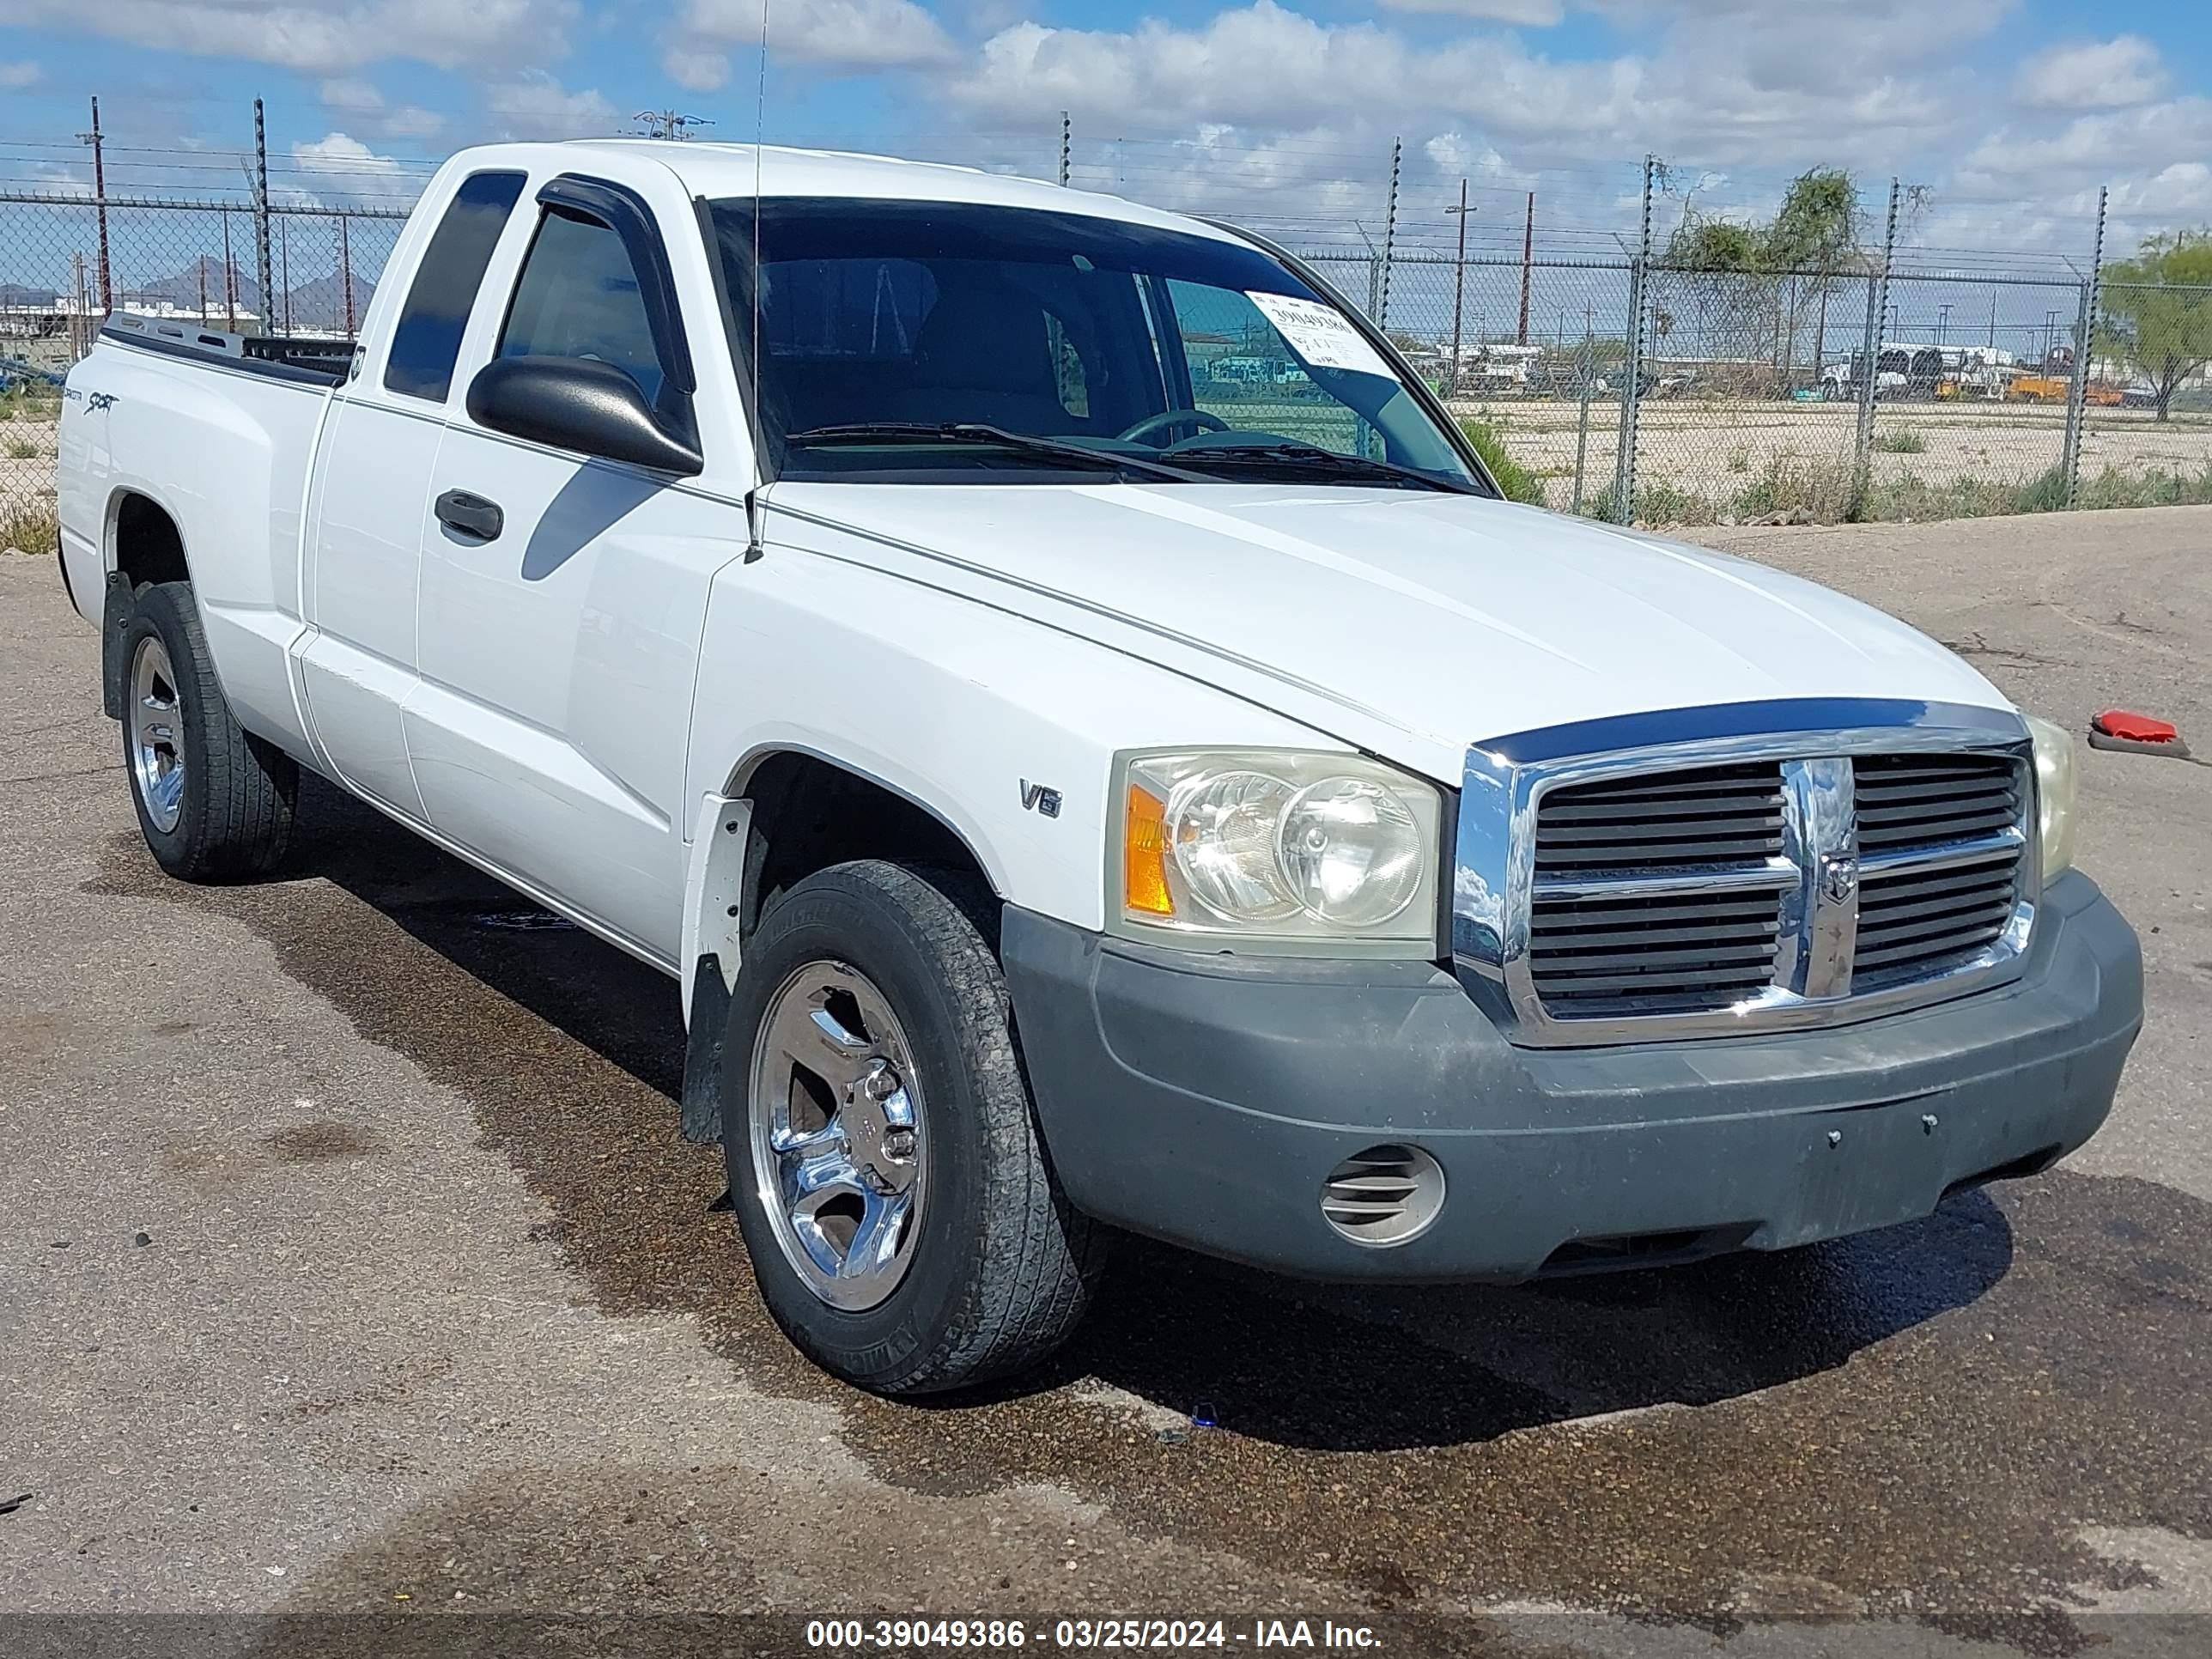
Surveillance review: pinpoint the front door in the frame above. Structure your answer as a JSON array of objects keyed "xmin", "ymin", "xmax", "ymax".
[{"xmin": 410, "ymin": 189, "xmax": 745, "ymax": 963}]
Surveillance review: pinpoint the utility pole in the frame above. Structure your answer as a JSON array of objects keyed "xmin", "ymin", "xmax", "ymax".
[
  {"xmin": 280, "ymin": 219, "xmax": 291, "ymax": 334},
  {"xmin": 252, "ymin": 98, "xmax": 275, "ymax": 334},
  {"xmin": 77, "ymin": 96, "xmax": 113, "ymax": 317},
  {"xmin": 1936, "ymin": 301, "xmax": 1951, "ymax": 346},
  {"xmin": 1516, "ymin": 189, "xmax": 1534, "ymax": 345},
  {"xmin": 1445, "ymin": 180, "xmax": 1473, "ymax": 397},
  {"xmin": 633, "ymin": 110, "xmax": 714, "ymax": 141},
  {"xmin": 1059, "ymin": 111, "xmax": 1071, "ymax": 186}
]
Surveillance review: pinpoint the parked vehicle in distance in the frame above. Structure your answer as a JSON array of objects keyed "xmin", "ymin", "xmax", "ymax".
[{"xmin": 57, "ymin": 140, "xmax": 2142, "ymax": 1395}]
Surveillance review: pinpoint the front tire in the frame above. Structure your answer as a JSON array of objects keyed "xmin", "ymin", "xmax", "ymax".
[
  {"xmin": 120, "ymin": 580, "xmax": 296, "ymax": 881},
  {"xmin": 723, "ymin": 860, "xmax": 1102, "ymax": 1394}
]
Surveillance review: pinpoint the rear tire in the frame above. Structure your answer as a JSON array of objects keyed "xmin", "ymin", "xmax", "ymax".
[
  {"xmin": 723, "ymin": 860, "xmax": 1102, "ymax": 1394},
  {"xmin": 120, "ymin": 580, "xmax": 296, "ymax": 881}
]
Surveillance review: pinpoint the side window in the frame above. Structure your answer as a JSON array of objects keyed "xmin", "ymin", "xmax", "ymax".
[
  {"xmin": 1045, "ymin": 315, "xmax": 1090, "ymax": 419},
  {"xmin": 497, "ymin": 210, "xmax": 665, "ymax": 405},
  {"xmin": 383, "ymin": 170, "xmax": 526, "ymax": 401}
]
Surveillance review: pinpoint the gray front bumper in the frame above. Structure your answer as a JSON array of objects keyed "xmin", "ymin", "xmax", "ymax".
[{"xmin": 1002, "ymin": 870, "xmax": 2141, "ymax": 1281}]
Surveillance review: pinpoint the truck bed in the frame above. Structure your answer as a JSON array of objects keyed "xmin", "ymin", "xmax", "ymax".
[{"xmin": 100, "ymin": 313, "xmax": 353, "ymax": 386}]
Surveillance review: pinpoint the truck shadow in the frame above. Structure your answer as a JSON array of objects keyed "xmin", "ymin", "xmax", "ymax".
[
  {"xmin": 227, "ymin": 775, "xmax": 2017, "ymax": 1458},
  {"xmin": 100, "ymin": 777, "xmax": 2212, "ymax": 1647}
]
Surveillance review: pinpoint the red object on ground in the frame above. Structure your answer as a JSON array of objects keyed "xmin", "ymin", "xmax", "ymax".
[{"xmin": 2093, "ymin": 710, "xmax": 2181, "ymax": 744}]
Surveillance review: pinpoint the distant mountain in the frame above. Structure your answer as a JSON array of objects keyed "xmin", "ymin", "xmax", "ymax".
[
  {"xmin": 122, "ymin": 256, "xmax": 263, "ymax": 318},
  {"xmin": 118, "ymin": 256, "xmax": 377, "ymax": 335},
  {"xmin": 0, "ymin": 282, "xmax": 59, "ymax": 307},
  {"xmin": 271, "ymin": 270, "xmax": 377, "ymax": 333}
]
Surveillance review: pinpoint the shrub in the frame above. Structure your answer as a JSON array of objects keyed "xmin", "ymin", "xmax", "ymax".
[
  {"xmin": 1871, "ymin": 426, "xmax": 1928, "ymax": 454},
  {"xmin": 1460, "ymin": 418, "xmax": 1546, "ymax": 505},
  {"xmin": 1, "ymin": 502, "xmax": 59, "ymax": 553},
  {"xmin": 6, "ymin": 439, "xmax": 37, "ymax": 461},
  {"xmin": 1732, "ymin": 454, "xmax": 1853, "ymax": 521}
]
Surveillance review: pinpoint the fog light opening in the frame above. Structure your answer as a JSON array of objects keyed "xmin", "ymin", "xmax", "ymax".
[{"xmin": 1320, "ymin": 1143, "xmax": 1444, "ymax": 1248}]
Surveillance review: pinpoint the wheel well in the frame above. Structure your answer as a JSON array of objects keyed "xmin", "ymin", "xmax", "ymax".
[
  {"xmin": 112, "ymin": 493, "xmax": 188, "ymax": 589},
  {"xmin": 738, "ymin": 753, "xmax": 994, "ymax": 944}
]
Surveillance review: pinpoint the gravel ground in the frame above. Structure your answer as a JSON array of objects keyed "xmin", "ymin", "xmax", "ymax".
[{"xmin": 1, "ymin": 507, "xmax": 2208, "ymax": 1659}]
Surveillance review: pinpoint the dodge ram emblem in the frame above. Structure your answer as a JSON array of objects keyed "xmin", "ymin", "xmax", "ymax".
[{"xmin": 1820, "ymin": 853, "xmax": 1858, "ymax": 904}]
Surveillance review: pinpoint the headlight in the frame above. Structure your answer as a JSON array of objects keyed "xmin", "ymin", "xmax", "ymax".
[
  {"xmin": 1115, "ymin": 750, "xmax": 1443, "ymax": 954},
  {"xmin": 2023, "ymin": 713, "xmax": 2076, "ymax": 882}
]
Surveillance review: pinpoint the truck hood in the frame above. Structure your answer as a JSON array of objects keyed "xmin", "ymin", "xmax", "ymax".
[{"xmin": 765, "ymin": 482, "xmax": 2008, "ymax": 785}]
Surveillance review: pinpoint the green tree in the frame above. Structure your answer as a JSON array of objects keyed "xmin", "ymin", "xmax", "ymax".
[
  {"xmin": 2100, "ymin": 231, "xmax": 2212, "ymax": 422},
  {"xmin": 1656, "ymin": 168, "xmax": 1867, "ymax": 393},
  {"xmin": 1663, "ymin": 218, "xmax": 1762, "ymax": 271},
  {"xmin": 1763, "ymin": 168, "xmax": 1863, "ymax": 273}
]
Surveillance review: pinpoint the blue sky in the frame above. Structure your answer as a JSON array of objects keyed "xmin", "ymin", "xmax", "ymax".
[{"xmin": 2, "ymin": 1, "xmax": 2209, "ymax": 255}]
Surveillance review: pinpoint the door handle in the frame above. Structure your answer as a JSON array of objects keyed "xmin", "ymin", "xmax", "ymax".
[{"xmin": 434, "ymin": 489, "xmax": 503, "ymax": 541}]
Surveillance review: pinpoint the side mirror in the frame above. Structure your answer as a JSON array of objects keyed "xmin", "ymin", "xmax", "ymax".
[{"xmin": 465, "ymin": 356, "xmax": 703, "ymax": 477}]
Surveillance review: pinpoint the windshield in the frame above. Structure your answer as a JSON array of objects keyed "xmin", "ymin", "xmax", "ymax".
[{"xmin": 706, "ymin": 197, "xmax": 1485, "ymax": 491}]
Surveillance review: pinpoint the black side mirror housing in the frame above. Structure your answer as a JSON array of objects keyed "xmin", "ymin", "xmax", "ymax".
[{"xmin": 465, "ymin": 356, "xmax": 704, "ymax": 477}]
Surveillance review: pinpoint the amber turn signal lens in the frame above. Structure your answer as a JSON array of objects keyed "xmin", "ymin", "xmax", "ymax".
[{"xmin": 1123, "ymin": 784, "xmax": 1174, "ymax": 916}]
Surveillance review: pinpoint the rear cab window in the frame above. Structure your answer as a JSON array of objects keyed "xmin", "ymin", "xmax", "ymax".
[{"xmin": 383, "ymin": 170, "xmax": 528, "ymax": 402}]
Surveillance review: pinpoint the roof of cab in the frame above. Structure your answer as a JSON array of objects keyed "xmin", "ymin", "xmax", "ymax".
[{"xmin": 542, "ymin": 138, "xmax": 1246, "ymax": 245}]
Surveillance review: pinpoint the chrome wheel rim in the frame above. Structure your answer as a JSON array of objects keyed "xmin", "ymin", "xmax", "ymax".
[
  {"xmin": 129, "ymin": 635, "xmax": 185, "ymax": 835},
  {"xmin": 747, "ymin": 959, "xmax": 927, "ymax": 1311}
]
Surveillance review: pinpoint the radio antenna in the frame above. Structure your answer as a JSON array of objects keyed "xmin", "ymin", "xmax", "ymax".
[{"xmin": 750, "ymin": 0, "xmax": 769, "ymax": 451}]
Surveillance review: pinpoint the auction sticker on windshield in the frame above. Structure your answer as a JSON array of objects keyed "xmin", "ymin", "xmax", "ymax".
[{"xmin": 1245, "ymin": 292, "xmax": 1395, "ymax": 380}]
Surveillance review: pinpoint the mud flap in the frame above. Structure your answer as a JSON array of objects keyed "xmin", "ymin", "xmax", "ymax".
[
  {"xmin": 680, "ymin": 956, "xmax": 730, "ymax": 1145},
  {"xmin": 101, "ymin": 572, "xmax": 133, "ymax": 720}
]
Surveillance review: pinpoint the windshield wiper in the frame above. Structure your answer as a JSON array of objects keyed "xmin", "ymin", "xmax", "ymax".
[
  {"xmin": 1164, "ymin": 443, "xmax": 1486, "ymax": 495},
  {"xmin": 782, "ymin": 422, "xmax": 1213, "ymax": 484}
]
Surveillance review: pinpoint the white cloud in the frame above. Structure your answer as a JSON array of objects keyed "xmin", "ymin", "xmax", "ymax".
[
  {"xmin": 951, "ymin": 0, "xmax": 1996, "ymax": 167},
  {"xmin": 665, "ymin": 0, "xmax": 955, "ymax": 79},
  {"xmin": 484, "ymin": 71, "xmax": 621, "ymax": 140},
  {"xmin": 264, "ymin": 130, "xmax": 427, "ymax": 209},
  {"xmin": 1379, "ymin": 0, "xmax": 1563, "ymax": 22},
  {"xmin": 319, "ymin": 77, "xmax": 445, "ymax": 140},
  {"xmin": 0, "ymin": 58, "xmax": 40, "ymax": 88},
  {"xmin": 2015, "ymin": 37, "xmax": 2166, "ymax": 112},
  {"xmin": 0, "ymin": 0, "xmax": 574, "ymax": 75}
]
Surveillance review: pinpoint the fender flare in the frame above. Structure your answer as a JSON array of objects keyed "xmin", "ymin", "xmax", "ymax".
[
  {"xmin": 99, "ymin": 486, "xmax": 198, "ymax": 720},
  {"xmin": 672, "ymin": 747, "xmax": 1008, "ymax": 1146}
]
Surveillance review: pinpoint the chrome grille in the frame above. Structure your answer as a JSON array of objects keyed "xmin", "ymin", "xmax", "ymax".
[
  {"xmin": 1534, "ymin": 762, "xmax": 1786, "ymax": 873},
  {"xmin": 1528, "ymin": 763, "xmax": 1788, "ymax": 1014},
  {"xmin": 1855, "ymin": 753, "xmax": 2023, "ymax": 849},
  {"xmin": 1504, "ymin": 743, "xmax": 2032, "ymax": 1035},
  {"xmin": 1850, "ymin": 755, "xmax": 2025, "ymax": 985}
]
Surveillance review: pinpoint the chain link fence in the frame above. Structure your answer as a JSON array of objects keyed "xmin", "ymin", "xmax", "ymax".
[
  {"xmin": 1, "ymin": 191, "xmax": 406, "ymax": 550},
  {"xmin": 1301, "ymin": 244, "xmax": 2212, "ymax": 526},
  {"xmin": 4, "ymin": 178, "xmax": 2209, "ymax": 550}
]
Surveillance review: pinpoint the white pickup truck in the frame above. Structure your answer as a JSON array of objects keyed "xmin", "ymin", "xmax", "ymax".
[{"xmin": 56, "ymin": 140, "xmax": 2141, "ymax": 1394}]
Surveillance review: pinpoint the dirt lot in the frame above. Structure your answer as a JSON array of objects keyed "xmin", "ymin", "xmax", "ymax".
[
  {"xmin": 2, "ymin": 508, "xmax": 2209, "ymax": 1658},
  {"xmin": 1456, "ymin": 398, "xmax": 2212, "ymax": 513},
  {"xmin": 0, "ymin": 391, "xmax": 62, "ymax": 552}
]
